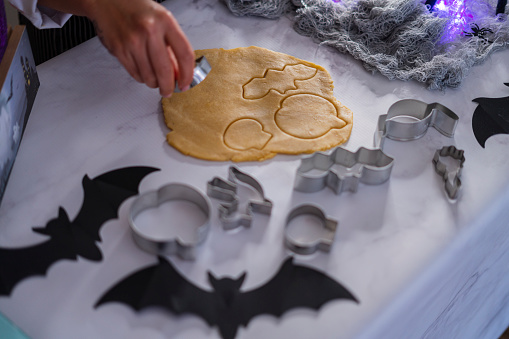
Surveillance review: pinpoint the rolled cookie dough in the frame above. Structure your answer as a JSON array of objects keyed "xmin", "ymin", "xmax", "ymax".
[{"xmin": 162, "ymin": 46, "xmax": 353, "ymax": 162}]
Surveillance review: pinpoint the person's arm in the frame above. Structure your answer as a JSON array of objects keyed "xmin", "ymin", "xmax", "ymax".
[{"xmin": 39, "ymin": 0, "xmax": 195, "ymax": 97}]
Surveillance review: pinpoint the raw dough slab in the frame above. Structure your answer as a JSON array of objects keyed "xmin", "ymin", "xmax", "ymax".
[{"xmin": 162, "ymin": 46, "xmax": 353, "ymax": 162}]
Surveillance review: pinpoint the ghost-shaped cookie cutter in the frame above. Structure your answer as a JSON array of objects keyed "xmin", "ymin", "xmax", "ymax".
[
  {"xmin": 284, "ymin": 204, "xmax": 338, "ymax": 255},
  {"xmin": 294, "ymin": 146, "xmax": 394, "ymax": 194},
  {"xmin": 207, "ymin": 166, "xmax": 273, "ymax": 230},
  {"xmin": 129, "ymin": 183, "xmax": 211, "ymax": 260},
  {"xmin": 432, "ymin": 145, "xmax": 465, "ymax": 201},
  {"xmin": 374, "ymin": 99, "xmax": 459, "ymax": 149}
]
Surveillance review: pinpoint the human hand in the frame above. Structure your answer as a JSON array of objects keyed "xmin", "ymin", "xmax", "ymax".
[{"xmin": 87, "ymin": 0, "xmax": 195, "ymax": 97}]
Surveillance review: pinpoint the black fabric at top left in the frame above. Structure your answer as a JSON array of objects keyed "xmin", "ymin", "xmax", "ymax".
[{"xmin": 20, "ymin": 14, "xmax": 96, "ymax": 65}]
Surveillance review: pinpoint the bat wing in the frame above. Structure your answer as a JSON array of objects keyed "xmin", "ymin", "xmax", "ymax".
[
  {"xmin": 236, "ymin": 257, "xmax": 358, "ymax": 326},
  {"xmin": 72, "ymin": 166, "xmax": 159, "ymax": 247},
  {"xmin": 0, "ymin": 238, "xmax": 76, "ymax": 296},
  {"xmin": 243, "ymin": 64, "xmax": 318, "ymax": 99},
  {"xmin": 0, "ymin": 209, "xmax": 79, "ymax": 296},
  {"xmin": 0, "ymin": 167, "xmax": 159, "ymax": 296},
  {"xmin": 95, "ymin": 257, "xmax": 220, "ymax": 327},
  {"xmin": 472, "ymin": 96, "xmax": 509, "ymax": 148}
]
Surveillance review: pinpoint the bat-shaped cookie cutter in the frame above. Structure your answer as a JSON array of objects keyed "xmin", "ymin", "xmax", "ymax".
[
  {"xmin": 284, "ymin": 204, "xmax": 338, "ymax": 255},
  {"xmin": 374, "ymin": 99, "xmax": 459, "ymax": 149},
  {"xmin": 432, "ymin": 145, "xmax": 465, "ymax": 201},
  {"xmin": 207, "ymin": 166, "xmax": 273, "ymax": 230},
  {"xmin": 129, "ymin": 183, "xmax": 211, "ymax": 260},
  {"xmin": 294, "ymin": 146, "xmax": 394, "ymax": 194},
  {"xmin": 174, "ymin": 56, "xmax": 211, "ymax": 92}
]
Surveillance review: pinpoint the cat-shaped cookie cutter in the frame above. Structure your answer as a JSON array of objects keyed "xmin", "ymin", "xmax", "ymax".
[
  {"xmin": 374, "ymin": 99, "xmax": 459, "ymax": 149},
  {"xmin": 207, "ymin": 166, "xmax": 273, "ymax": 230}
]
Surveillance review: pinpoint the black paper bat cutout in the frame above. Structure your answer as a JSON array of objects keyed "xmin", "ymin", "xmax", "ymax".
[
  {"xmin": 0, "ymin": 166, "xmax": 159, "ymax": 296},
  {"xmin": 472, "ymin": 83, "xmax": 509, "ymax": 148},
  {"xmin": 95, "ymin": 256, "xmax": 358, "ymax": 339}
]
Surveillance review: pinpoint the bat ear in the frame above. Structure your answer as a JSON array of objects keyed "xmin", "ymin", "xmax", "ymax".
[
  {"xmin": 207, "ymin": 271, "xmax": 218, "ymax": 285},
  {"xmin": 32, "ymin": 207, "xmax": 70, "ymax": 235},
  {"xmin": 235, "ymin": 272, "xmax": 246, "ymax": 289},
  {"xmin": 57, "ymin": 207, "xmax": 69, "ymax": 221}
]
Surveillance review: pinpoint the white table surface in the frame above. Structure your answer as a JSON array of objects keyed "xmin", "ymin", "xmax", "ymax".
[{"xmin": 1, "ymin": 1, "xmax": 509, "ymax": 338}]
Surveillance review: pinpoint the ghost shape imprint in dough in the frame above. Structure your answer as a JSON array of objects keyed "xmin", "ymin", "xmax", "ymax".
[{"xmin": 162, "ymin": 46, "xmax": 353, "ymax": 162}]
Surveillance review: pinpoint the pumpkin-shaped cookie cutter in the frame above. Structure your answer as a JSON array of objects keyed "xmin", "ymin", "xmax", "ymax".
[
  {"xmin": 284, "ymin": 204, "xmax": 338, "ymax": 255},
  {"xmin": 129, "ymin": 183, "xmax": 211, "ymax": 260}
]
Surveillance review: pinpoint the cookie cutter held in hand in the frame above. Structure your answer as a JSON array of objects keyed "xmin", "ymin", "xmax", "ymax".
[
  {"xmin": 284, "ymin": 204, "xmax": 338, "ymax": 255},
  {"xmin": 374, "ymin": 99, "xmax": 459, "ymax": 149},
  {"xmin": 174, "ymin": 56, "xmax": 211, "ymax": 92},
  {"xmin": 129, "ymin": 183, "xmax": 211, "ymax": 260},
  {"xmin": 432, "ymin": 145, "xmax": 465, "ymax": 201},
  {"xmin": 294, "ymin": 147, "xmax": 394, "ymax": 194},
  {"xmin": 207, "ymin": 166, "xmax": 273, "ymax": 230}
]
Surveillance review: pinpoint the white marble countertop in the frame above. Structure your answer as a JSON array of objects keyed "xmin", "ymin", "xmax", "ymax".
[{"xmin": 1, "ymin": 0, "xmax": 509, "ymax": 338}]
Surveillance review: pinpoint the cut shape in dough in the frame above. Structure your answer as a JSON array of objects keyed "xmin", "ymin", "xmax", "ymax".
[
  {"xmin": 224, "ymin": 119, "xmax": 272, "ymax": 151},
  {"xmin": 275, "ymin": 94, "xmax": 346, "ymax": 139},
  {"xmin": 162, "ymin": 46, "xmax": 353, "ymax": 162}
]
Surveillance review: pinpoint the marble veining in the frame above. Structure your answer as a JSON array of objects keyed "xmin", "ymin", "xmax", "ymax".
[{"xmin": 0, "ymin": 0, "xmax": 508, "ymax": 338}]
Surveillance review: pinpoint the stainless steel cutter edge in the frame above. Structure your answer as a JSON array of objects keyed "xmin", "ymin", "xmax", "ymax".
[
  {"xmin": 294, "ymin": 146, "xmax": 394, "ymax": 194},
  {"xmin": 374, "ymin": 99, "xmax": 459, "ymax": 149},
  {"xmin": 432, "ymin": 145, "xmax": 465, "ymax": 201},
  {"xmin": 174, "ymin": 56, "xmax": 211, "ymax": 92},
  {"xmin": 284, "ymin": 204, "xmax": 338, "ymax": 255},
  {"xmin": 129, "ymin": 183, "xmax": 211, "ymax": 260},
  {"xmin": 207, "ymin": 166, "xmax": 273, "ymax": 230}
]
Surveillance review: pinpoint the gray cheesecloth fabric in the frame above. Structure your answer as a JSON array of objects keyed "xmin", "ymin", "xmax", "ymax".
[{"xmin": 222, "ymin": 0, "xmax": 509, "ymax": 90}]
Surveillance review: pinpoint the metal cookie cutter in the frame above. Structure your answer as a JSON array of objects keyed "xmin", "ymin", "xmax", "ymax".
[
  {"xmin": 129, "ymin": 183, "xmax": 211, "ymax": 260},
  {"xmin": 432, "ymin": 145, "xmax": 465, "ymax": 201},
  {"xmin": 294, "ymin": 146, "xmax": 394, "ymax": 194},
  {"xmin": 174, "ymin": 56, "xmax": 211, "ymax": 92},
  {"xmin": 375, "ymin": 99, "xmax": 459, "ymax": 149},
  {"xmin": 207, "ymin": 166, "xmax": 273, "ymax": 230},
  {"xmin": 284, "ymin": 204, "xmax": 338, "ymax": 255}
]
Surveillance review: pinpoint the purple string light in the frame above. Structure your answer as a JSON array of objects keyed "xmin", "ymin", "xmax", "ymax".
[
  {"xmin": 429, "ymin": 0, "xmax": 506, "ymax": 16},
  {"xmin": 428, "ymin": 0, "xmax": 506, "ymax": 43},
  {"xmin": 435, "ymin": 0, "xmax": 472, "ymax": 24},
  {"xmin": 435, "ymin": 0, "xmax": 473, "ymax": 41}
]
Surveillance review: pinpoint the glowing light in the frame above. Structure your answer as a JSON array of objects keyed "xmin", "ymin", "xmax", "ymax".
[{"xmin": 432, "ymin": 0, "xmax": 475, "ymax": 43}]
